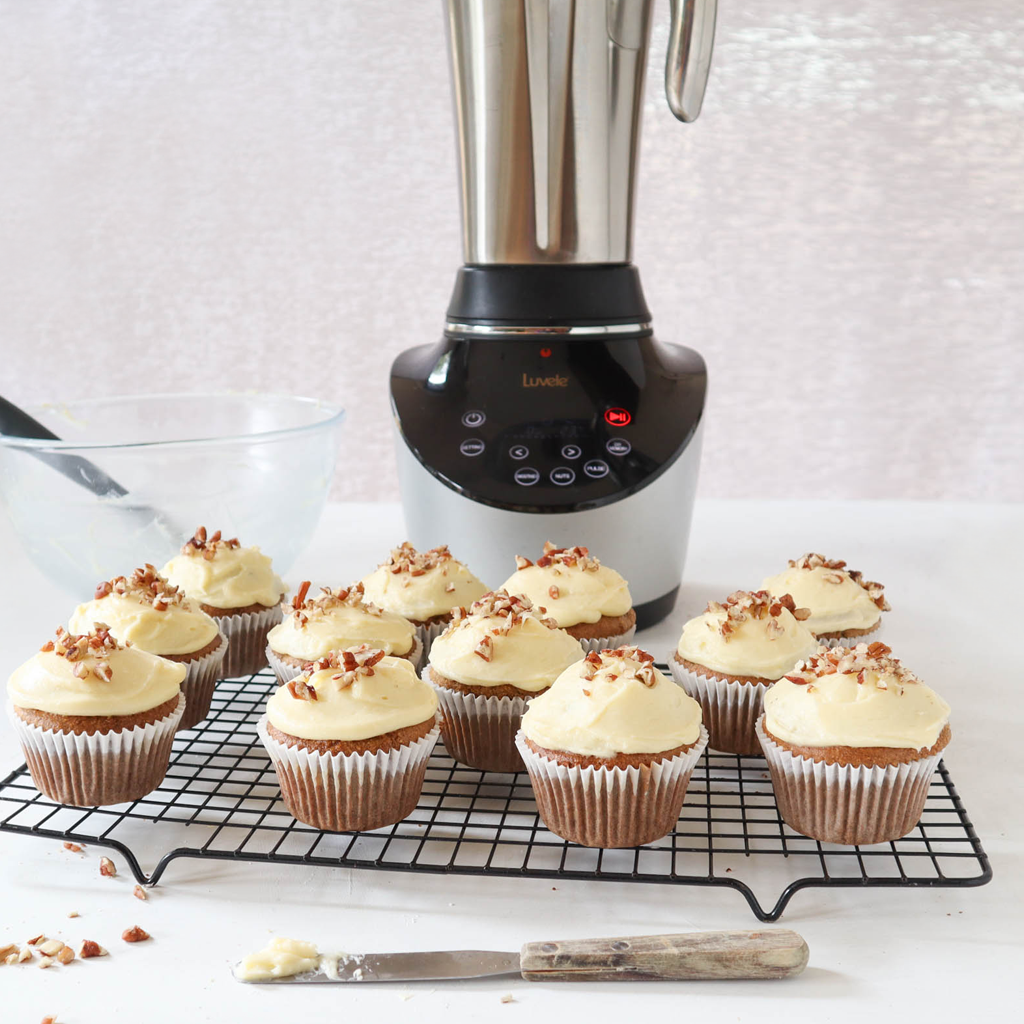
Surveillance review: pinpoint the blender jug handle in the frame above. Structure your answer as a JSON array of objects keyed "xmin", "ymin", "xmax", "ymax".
[{"xmin": 665, "ymin": 0, "xmax": 717, "ymax": 122}]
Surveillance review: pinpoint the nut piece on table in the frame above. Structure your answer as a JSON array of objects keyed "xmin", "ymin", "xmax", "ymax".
[
  {"xmin": 99, "ymin": 857, "xmax": 117, "ymax": 877},
  {"xmin": 37, "ymin": 956, "xmax": 54, "ymax": 969},
  {"xmin": 79, "ymin": 940, "xmax": 107, "ymax": 959},
  {"xmin": 37, "ymin": 939, "xmax": 64, "ymax": 956},
  {"xmin": 132, "ymin": 884, "xmax": 148, "ymax": 901},
  {"xmin": 41, "ymin": 1016, "xmax": 57, "ymax": 1024},
  {"xmin": 121, "ymin": 926, "xmax": 150, "ymax": 943},
  {"xmin": 56, "ymin": 945, "xmax": 75, "ymax": 965},
  {"xmin": 0, "ymin": 943, "xmax": 17, "ymax": 961},
  {"xmin": 62, "ymin": 842, "xmax": 83, "ymax": 853}
]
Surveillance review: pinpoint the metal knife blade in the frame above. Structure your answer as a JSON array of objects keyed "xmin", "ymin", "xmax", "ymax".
[{"xmin": 247, "ymin": 950, "xmax": 521, "ymax": 984}]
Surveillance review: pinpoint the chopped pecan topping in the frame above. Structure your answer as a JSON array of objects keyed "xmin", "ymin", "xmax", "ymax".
[
  {"xmin": 579, "ymin": 646, "xmax": 658, "ymax": 691},
  {"xmin": 133, "ymin": 884, "xmax": 148, "ymax": 901},
  {"xmin": 92, "ymin": 565, "xmax": 188, "ymax": 611},
  {"xmin": 41, "ymin": 626, "xmax": 123, "ymax": 682},
  {"xmin": 99, "ymin": 857, "xmax": 116, "ymax": 877},
  {"xmin": 181, "ymin": 526, "xmax": 241, "ymax": 560},
  {"xmin": 289, "ymin": 581, "xmax": 382, "ymax": 627},
  {"xmin": 55, "ymin": 946, "xmax": 74, "ymax": 965},
  {"xmin": 705, "ymin": 590, "xmax": 810, "ymax": 641},
  {"xmin": 121, "ymin": 926, "xmax": 150, "ymax": 943},
  {"xmin": 440, "ymin": 590, "xmax": 558, "ymax": 644},
  {"xmin": 548, "ymin": 585, "xmax": 560, "ymax": 600},
  {"xmin": 784, "ymin": 642, "xmax": 916, "ymax": 692},
  {"xmin": 78, "ymin": 940, "xmax": 107, "ymax": 959},
  {"xmin": 290, "ymin": 645, "xmax": 388, "ymax": 694},
  {"xmin": 521, "ymin": 541, "xmax": 602, "ymax": 572},
  {"xmin": 474, "ymin": 635, "xmax": 494, "ymax": 662},
  {"xmin": 787, "ymin": 553, "xmax": 890, "ymax": 611},
  {"xmin": 63, "ymin": 841, "xmax": 83, "ymax": 853},
  {"xmin": 381, "ymin": 542, "xmax": 454, "ymax": 576}
]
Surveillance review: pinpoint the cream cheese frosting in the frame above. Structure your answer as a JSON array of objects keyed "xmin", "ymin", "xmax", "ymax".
[
  {"xmin": 265, "ymin": 647, "xmax": 438, "ymax": 742},
  {"xmin": 763, "ymin": 554, "xmax": 889, "ymax": 635},
  {"xmin": 161, "ymin": 527, "xmax": 285, "ymax": 610},
  {"xmin": 520, "ymin": 646, "xmax": 703, "ymax": 758},
  {"xmin": 763, "ymin": 642, "xmax": 950, "ymax": 750},
  {"xmin": 500, "ymin": 543, "xmax": 631, "ymax": 628},
  {"xmin": 69, "ymin": 566, "xmax": 219, "ymax": 656},
  {"xmin": 428, "ymin": 591, "xmax": 584, "ymax": 692},
  {"xmin": 8, "ymin": 626, "xmax": 185, "ymax": 717},
  {"xmin": 360, "ymin": 543, "xmax": 488, "ymax": 622},
  {"xmin": 676, "ymin": 591, "xmax": 818, "ymax": 681},
  {"xmin": 234, "ymin": 937, "xmax": 321, "ymax": 981},
  {"xmin": 266, "ymin": 582, "xmax": 415, "ymax": 659}
]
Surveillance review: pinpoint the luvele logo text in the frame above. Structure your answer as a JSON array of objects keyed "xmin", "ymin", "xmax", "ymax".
[{"xmin": 522, "ymin": 373, "xmax": 569, "ymax": 388}]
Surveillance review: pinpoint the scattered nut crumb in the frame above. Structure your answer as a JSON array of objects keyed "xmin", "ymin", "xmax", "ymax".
[
  {"xmin": 726, "ymin": 867, "xmax": 733, "ymax": 873},
  {"xmin": 500, "ymin": 993, "xmax": 515, "ymax": 1004},
  {"xmin": 0, "ymin": 943, "xmax": 16, "ymax": 961},
  {"xmin": 63, "ymin": 842, "xmax": 83, "ymax": 853},
  {"xmin": 121, "ymin": 926, "xmax": 150, "ymax": 943},
  {"xmin": 37, "ymin": 956, "xmax": 54, "ymax": 969},
  {"xmin": 79, "ymin": 940, "xmax": 107, "ymax": 959},
  {"xmin": 41, "ymin": 1016, "xmax": 57, "ymax": 1024},
  {"xmin": 133, "ymin": 885, "xmax": 148, "ymax": 901},
  {"xmin": 56, "ymin": 945, "xmax": 75, "ymax": 965},
  {"xmin": 17, "ymin": 947, "xmax": 33, "ymax": 963},
  {"xmin": 26, "ymin": 934, "xmax": 45, "ymax": 946},
  {"xmin": 38, "ymin": 939, "xmax": 64, "ymax": 956},
  {"xmin": 99, "ymin": 857, "xmax": 117, "ymax": 877},
  {"xmin": 67, "ymin": 911, "xmax": 79, "ymax": 919}
]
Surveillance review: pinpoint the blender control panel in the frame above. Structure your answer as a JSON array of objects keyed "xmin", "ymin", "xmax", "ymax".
[{"xmin": 390, "ymin": 335, "xmax": 706, "ymax": 514}]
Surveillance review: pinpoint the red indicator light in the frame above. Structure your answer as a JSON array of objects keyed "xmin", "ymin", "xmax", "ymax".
[
  {"xmin": 604, "ymin": 407, "xmax": 632, "ymax": 427},
  {"xmin": 540, "ymin": 347, "xmax": 552, "ymax": 358}
]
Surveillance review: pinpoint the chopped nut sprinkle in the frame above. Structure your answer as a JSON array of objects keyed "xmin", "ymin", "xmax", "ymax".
[
  {"xmin": 288, "ymin": 581, "xmax": 383, "ymax": 627},
  {"xmin": 99, "ymin": 857, "xmax": 116, "ymax": 878},
  {"xmin": 381, "ymin": 542, "xmax": 454, "ymax": 575},
  {"xmin": 181, "ymin": 526, "xmax": 241, "ymax": 560},
  {"xmin": 121, "ymin": 926, "xmax": 150, "ymax": 943},
  {"xmin": 40, "ymin": 626, "xmax": 122, "ymax": 682},
  {"xmin": 79, "ymin": 940, "xmax": 107, "ymax": 959},
  {"xmin": 93, "ymin": 565, "xmax": 188, "ymax": 610},
  {"xmin": 784, "ymin": 642, "xmax": 917, "ymax": 693},
  {"xmin": 442, "ymin": 590, "xmax": 558, "ymax": 642},
  {"xmin": 787, "ymin": 553, "xmax": 890, "ymax": 611},
  {"xmin": 704, "ymin": 590, "xmax": 810, "ymax": 641},
  {"xmin": 288, "ymin": 645, "xmax": 388, "ymax": 697},
  {"xmin": 515, "ymin": 541, "xmax": 602, "ymax": 573}
]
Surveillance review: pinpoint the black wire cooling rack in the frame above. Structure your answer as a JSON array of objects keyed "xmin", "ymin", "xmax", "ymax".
[{"xmin": 0, "ymin": 669, "xmax": 991, "ymax": 922}]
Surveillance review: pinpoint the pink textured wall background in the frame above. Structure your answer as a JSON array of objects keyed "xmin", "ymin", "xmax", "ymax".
[{"xmin": 1, "ymin": 0, "xmax": 1021, "ymax": 501}]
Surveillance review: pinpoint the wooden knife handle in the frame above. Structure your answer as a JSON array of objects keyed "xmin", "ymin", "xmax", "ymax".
[{"xmin": 520, "ymin": 929, "xmax": 808, "ymax": 982}]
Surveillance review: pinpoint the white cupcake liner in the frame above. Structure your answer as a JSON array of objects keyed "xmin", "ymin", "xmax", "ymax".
[
  {"xmin": 214, "ymin": 604, "xmax": 284, "ymax": 678},
  {"xmin": 266, "ymin": 636, "xmax": 424, "ymax": 687},
  {"xmin": 175, "ymin": 630, "xmax": 229, "ymax": 731},
  {"xmin": 423, "ymin": 666, "xmax": 537, "ymax": 772},
  {"xmin": 667, "ymin": 654, "xmax": 767, "ymax": 756},
  {"xmin": 514, "ymin": 724, "xmax": 709, "ymax": 848},
  {"xmin": 257, "ymin": 715, "xmax": 439, "ymax": 832},
  {"xmin": 755, "ymin": 716, "xmax": 944, "ymax": 845},
  {"xmin": 575, "ymin": 624, "xmax": 637, "ymax": 655},
  {"xmin": 416, "ymin": 618, "xmax": 453, "ymax": 658},
  {"xmin": 8, "ymin": 693, "xmax": 185, "ymax": 807}
]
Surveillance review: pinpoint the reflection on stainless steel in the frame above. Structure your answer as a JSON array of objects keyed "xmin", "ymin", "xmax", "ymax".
[
  {"xmin": 445, "ymin": 0, "xmax": 716, "ymax": 265},
  {"xmin": 444, "ymin": 320, "xmax": 652, "ymax": 337}
]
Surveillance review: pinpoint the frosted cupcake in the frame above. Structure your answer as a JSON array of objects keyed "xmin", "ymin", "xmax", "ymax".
[
  {"xmin": 500, "ymin": 543, "xmax": 635, "ymax": 652},
  {"xmin": 361, "ymin": 543, "xmax": 488, "ymax": 651},
  {"xmin": 426, "ymin": 591, "xmax": 584, "ymax": 772},
  {"xmin": 757, "ymin": 642, "xmax": 951, "ymax": 845},
  {"xmin": 265, "ymin": 581, "xmax": 421, "ymax": 685},
  {"xmin": 257, "ymin": 645, "xmax": 439, "ymax": 831},
  {"xmin": 7, "ymin": 625, "xmax": 185, "ymax": 806},
  {"xmin": 763, "ymin": 554, "xmax": 889, "ymax": 645},
  {"xmin": 670, "ymin": 590, "xmax": 818, "ymax": 755},
  {"xmin": 70, "ymin": 565, "xmax": 227, "ymax": 730},
  {"xmin": 162, "ymin": 527, "xmax": 286, "ymax": 678},
  {"xmin": 516, "ymin": 646, "xmax": 707, "ymax": 848}
]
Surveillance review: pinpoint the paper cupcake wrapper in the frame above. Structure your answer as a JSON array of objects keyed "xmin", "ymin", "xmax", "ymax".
[
  {"xmin": 755, "ymin": 716, "xmax": 943, "ymax": 845},
  {"xmin": 417, "ymin": 618, "xmax": 452, "ymax": 659},
  {"xmin": 266, "ymin": 636, "xmax": 424, "ymax": 687},
  {"xmin": 7, "ymin": 693, "xmax": 185, "ymax": 807},
  {"xmin": 216, "ymin": 604, "xmax": 283, "ymax": 678},
  {"xmin": 667, "ymin": 654, "xmax": 767, "ymax": 756},
  {"xmin": 514, "ymin": 724, "xmax": 709, "ymax": 848},
  {"xmin": 176, "ymin": 631, "xmax": 229, "ymax": 731},
  {"xmin": 257, "ymin": 716, "xmax": 439, "ymax": 832},
  {"xmin": 814, "ymin": 623, "xmax": 885, "ymax": 649},
  {"xmin": 424, "ymin": 668, "xmax": 536, "ymax": 773},
  {"xmin": 576, "ymin": 624, "xmax": 637, "ymax": 656}
]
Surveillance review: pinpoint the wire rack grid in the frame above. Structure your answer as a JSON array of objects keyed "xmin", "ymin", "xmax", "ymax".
[{"xmin": 0, "ymin": 668, "xmax": 991, "ymax": 922}]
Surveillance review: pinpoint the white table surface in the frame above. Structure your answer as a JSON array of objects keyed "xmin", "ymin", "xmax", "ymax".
[{"xmin": 2, "ymin": 500, "xmax": 1021, "ymax": 1022}]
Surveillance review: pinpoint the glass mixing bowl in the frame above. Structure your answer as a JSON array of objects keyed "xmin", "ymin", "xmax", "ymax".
[{"xmin": 0, "ymin": 393, "xmax": 344, "ymax": 599}]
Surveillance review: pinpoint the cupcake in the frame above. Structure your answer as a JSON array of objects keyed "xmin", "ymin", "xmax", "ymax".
[
  {"xmin": 426, "ymin": 591, "xmax": 584, "ymax": 772},
  {"xmin": 515, "ymin": 646, "xmax": 707, "ymax": 848},
  {"xmin": 763, "ymin": 554, "xmax": 889, "ymax": 645},
  {"xmin": 265, "ymin": 581, "xmax": 421, "ymax": 685},
  {"xmin": 257, "ymin": 645, "xmax": 439, "ymax": 831},
  {"xmin": 757, "ymin": 642, "xmax": 951, "ymax": 845},
  {"xmin": 69, "ymin": 565, "xmax": 227, "ymax": 730},
  {"xmin": 162, "ymin": 527, "xmax": 286, "ymax": 678},
  {"xmin": 669, "ymin": 590, "xmax": 818, "ymax": 755},
  {"xmin": 360, "ymin": 543, "xmax": 488, "ymax": 652},
  {"xmin": 500, "ymin": 542, "xmax": 635, "ymax": 652},
  {"xmin": 7, "ymin": 625, "xmax": 185, "ymax": 806}
]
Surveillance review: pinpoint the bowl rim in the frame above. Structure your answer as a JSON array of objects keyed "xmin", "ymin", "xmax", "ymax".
[{"xmin": 0, "ymin": 392, "xmax": 345, "ymax": 452}]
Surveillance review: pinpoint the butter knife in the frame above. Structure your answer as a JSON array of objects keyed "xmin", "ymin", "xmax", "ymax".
[{"xmin": 237, "ymin": 930, "xmax": 808, "ymax": 984}]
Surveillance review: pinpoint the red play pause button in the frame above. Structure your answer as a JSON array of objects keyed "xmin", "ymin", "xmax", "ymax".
[{"xmin": 604, "ymin": 407, "xmax": 632, "ymax": 427}]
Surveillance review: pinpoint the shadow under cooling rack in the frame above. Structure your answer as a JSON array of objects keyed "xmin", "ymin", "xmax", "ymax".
[{"xmin": 0, "ymin": 671, "xmax": 992, "ymax": 922}]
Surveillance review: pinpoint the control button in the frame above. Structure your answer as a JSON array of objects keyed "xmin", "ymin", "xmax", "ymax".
[
  {"xmin": 606, "ymin": 437, "xmax": 632, "ymax": 457},
  {"xmin": 550, "ymin": 466, "xmax": 576, "ymax": 486},
  {"xmin": 584, "ymin": 459, "xmax": 609, "ymax": 479},
  {"xmin": 459, "ymin": 438, "xmax": 485, "ymax": 457},
  {"xmin": 560, "ymin": 444, "xmax": 582, "ymax": 460},
  {"xmin": 604, "ymin": 407, "xmax": 632, "ymax": 427},
  {"xmin": 514, "ymin": 467, "xmax": 540, "ymax": 486},
  {"xmin": 461, "ymin": 410, "xmax": 486, "ymax": 428},
  {"xmin": 509, "ymin": 444, "xmax": 530, "ymax": 461}
]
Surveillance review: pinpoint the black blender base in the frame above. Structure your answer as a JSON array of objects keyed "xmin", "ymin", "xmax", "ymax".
[{"xmin": 634, "ymin": 586, "xmax": 680, "ymax": 631}]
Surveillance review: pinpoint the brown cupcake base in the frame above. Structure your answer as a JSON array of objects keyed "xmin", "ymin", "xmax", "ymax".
[
  {"xmin": 814, "ymin": 621, "xmax": 882, "ymax": 643},
  {"xmin": 564, "ymin": 609, "xmax": 637, "ymax": 642}
]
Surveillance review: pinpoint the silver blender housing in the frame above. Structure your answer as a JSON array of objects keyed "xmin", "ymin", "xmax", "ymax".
[{"xmin": 391, "ymin": 1, "xmax": 716, "ymax": 627}]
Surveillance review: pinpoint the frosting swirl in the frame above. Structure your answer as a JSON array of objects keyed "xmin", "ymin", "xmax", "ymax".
[
  {"xmin": 8, "ymin": 626, "xmax": 185, "ymax": 717},
  {"xmin": 360, "ymin": 543, "xmax": 488, "ymax": 621},
  {"xmin": 429, "ymin": 591, "xmax": 583, "ymax": 692},
  {"xmin": 763, "ymin": 642, "xmax": 949, "ymax": 749},
  {"xmin": 265, "ymin": 646, "xmax": 437, "ymax": 741},
  {"xmin": 500, "ymin": 543, "xmax": 631, "ymax": 628},
  {"xmin": 520, "ymin": 646, "xmax": 703, "ymax": 758}
]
